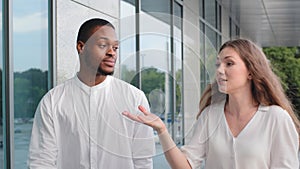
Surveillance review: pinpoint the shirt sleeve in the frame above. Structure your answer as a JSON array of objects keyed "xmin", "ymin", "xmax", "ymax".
[
  {"xmin": 132, "ymin": 91, "xmax": 155, "ymax": 169},
  {"xmin": 180, "ymin": 110, "xmax": 209, "ymax": 169},
  {"xmin": 270, "ymin": 110, "xmax": 299, "ymax": 169},
  {"xmin": 28, "ymin": 94, "xmax": 58, "ymax": 169}
]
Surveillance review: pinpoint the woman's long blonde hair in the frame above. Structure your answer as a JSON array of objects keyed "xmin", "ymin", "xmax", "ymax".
[{"xmin": 197, "ymin": 39, "xmax": 300, "ymax": 135}]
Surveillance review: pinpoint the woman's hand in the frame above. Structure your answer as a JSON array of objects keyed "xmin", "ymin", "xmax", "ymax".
[{"xmin": 122, "ymin": 105, "xmax": 167, "ymax": 134}]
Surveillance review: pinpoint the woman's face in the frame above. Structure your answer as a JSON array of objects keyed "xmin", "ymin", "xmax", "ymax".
[{"xmin": 215, "ymin": 47, "xmax": 252, "ymax": 94}]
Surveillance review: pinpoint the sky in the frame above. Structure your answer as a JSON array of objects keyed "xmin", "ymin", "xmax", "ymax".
[{"xmin": 0, "ymin": 0, "xmax": 48, "ymax": 72}]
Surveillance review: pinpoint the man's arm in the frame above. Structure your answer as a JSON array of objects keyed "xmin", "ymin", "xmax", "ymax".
[
  {"xmin": 132, "ymin": 92, "xmax": 155, "ymax": 169},
  {"xmin": 28, "ymin": 96, "xmax": 58, "ymax": 169}
]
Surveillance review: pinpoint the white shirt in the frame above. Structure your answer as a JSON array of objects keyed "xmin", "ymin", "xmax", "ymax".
[
  {"xmin": 28, "ymin": 75, "xmax": 155, "ymax": 169},
  {"xmin": 181, "ymin": 99, "xmax": 299, "ymax": 169}
]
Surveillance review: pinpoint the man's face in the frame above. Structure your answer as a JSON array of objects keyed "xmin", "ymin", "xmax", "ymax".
[{"xmin": 80, "ymin": 25, "xmax": 119, "ymax": 76}]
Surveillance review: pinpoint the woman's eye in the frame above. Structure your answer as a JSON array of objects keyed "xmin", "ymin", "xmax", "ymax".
[
  {"xmin": 226, "ymin": 62, "xmax": 233, "ymax": 66},
  {"xmin": 215, "ymin": 63, "xmax": 220, "ymax": 67}
]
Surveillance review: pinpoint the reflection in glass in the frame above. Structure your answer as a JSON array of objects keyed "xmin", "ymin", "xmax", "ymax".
[
  {"xmin": 120, "ymin": 0, "xmax": 136, "ymax": 83},
  {"xmin": 173, "ymin": 2, "xmax": 183, "ymax": 145},
  {"xmin": 205, "ymin": 28, "xmax": 217, "ymax": 83},
  {"xmin": 205, "ymin": 0, "xmax": 216, "ymax": 27},
  {"xmin": 0, "ymin": 0, "xmax": 3, "ymax": 167},
  {"xmin": 13, "ymin": 1, "xmax": 48, "ymax": 168},
  {"xmin": 120, "ymin": 1, "xmax": 183, "ymax": 168}
]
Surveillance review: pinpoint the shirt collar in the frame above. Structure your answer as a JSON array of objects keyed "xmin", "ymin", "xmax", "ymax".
[{"xmin": 74, "ymin": 74, "xmax": 112, "ymax": 93}]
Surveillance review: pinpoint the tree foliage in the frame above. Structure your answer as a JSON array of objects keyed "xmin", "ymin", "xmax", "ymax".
[
  {"xmin": 263, "ymin": 47, "xmax": 300, "ymax": 115},
  {"xmin": 14, "ymin": 68, "xmax": 48, "ymax": 118},
  {"xmin": 122, "ymin": 67, "xmax": 182, "ymax": 114}
]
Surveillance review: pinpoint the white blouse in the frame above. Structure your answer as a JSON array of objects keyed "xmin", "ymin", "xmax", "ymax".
[{"xmin": 181, "ymin": 100, "xmax": 299, "ymax": 169}]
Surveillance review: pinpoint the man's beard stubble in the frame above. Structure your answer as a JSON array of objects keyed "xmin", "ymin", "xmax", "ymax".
[{"xmin": 97, "ymin": 66, "xmax": 114, "ymax": 76}]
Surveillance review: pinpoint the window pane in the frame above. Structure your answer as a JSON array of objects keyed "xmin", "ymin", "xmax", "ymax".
[
  {"xmin": 141, "ymin": 0, "xmax": 170, "ymax": 25},
  {"xmin": 205, "ymin": 28, "xmax": 217, "ymax": 83},
  {"xmin": 0, "ymin": 0, "xmax": 3, "ymax": 167},
  {"xmin": 13, "ymin": 0, "xmax": 49, "ymax": 168},
  {"xmin": 199, "ymin": 0, "xmax": 204, "ymax": 18},
  {"xmin": 120, "ymin": 1, "xmax": 136, "ymax": 83},
  {"xmin": 204, "ymin": 0, "xmax": 216, "ymax": 27},
  {"xmin": 205, "ymin": 25, "xmax": 217, "ymax": 50},
  {"xmin": 173, "ymin": 2, "xmax": 183, "ymax": 145},
  {"xmin": 120, "ymin": 1, "xmax": 184, "ymax": 168},
  {"xmin": 140, "ymin": 1, "xmax": 171, "ymax": 168},
  {"xmin": 217, "ymin": 3, "xmax": 222, "ymax": 31}
]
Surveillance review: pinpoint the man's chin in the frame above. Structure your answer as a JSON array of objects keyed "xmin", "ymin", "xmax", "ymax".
[{"xmin": 97, "ymin": 70, "xmax": 114, "ymax": 76}]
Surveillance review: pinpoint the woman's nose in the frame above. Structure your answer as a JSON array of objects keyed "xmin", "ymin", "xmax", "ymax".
[{"xmin": 216, "ymin": 64, "xmax": 225, "ymax": 75}]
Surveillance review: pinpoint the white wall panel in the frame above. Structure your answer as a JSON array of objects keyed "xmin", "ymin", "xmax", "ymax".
[{"xmin": 182, "ymin": 1, "xmax": 201, "ymax": 142}]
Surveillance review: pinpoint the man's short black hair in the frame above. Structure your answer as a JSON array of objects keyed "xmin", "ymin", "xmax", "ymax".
[{"xmin": 77, "ymin": 18, "xmax": 115, "ymax": 43}]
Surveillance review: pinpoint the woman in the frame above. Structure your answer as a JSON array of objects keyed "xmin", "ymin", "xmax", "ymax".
[{"xmin": 123, "ymin": 39, "xmax": 300, "ymax": 169}]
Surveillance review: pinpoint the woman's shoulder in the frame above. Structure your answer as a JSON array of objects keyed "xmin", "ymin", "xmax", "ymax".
[
  {"xmin": 198, "ymin": 100, "xmax": 226, "ymax": 122},
  {"xmin": 259, "ymin": 104, "xmax": 291, "ymax": 121}
]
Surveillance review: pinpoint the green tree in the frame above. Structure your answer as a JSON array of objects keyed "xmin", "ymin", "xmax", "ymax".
[
  {"xmin": 14, "ymin": 68, "xmax": 47, "ymax": 118},
  {"xmin": 263, "ymin": 47, "xmax": 300, "ymax": 116}
]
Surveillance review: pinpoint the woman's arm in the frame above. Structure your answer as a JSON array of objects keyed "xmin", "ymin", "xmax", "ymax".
[
  {"xmin": 270, "ymin": 109, "xmax": 299, "ymax": 168},
  {"xmin": 122, "ymin": 106, "xmax": 192, "ymax": 169}
]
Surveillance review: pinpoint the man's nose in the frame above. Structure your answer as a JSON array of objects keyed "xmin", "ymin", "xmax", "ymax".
[{"xmin": 106, "ymin": 46, "xmax": 117, "ymax": 57}]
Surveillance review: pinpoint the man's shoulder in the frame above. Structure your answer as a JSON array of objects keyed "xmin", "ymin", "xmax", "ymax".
[
  {"xmin": 110, "ymin": 76, "xmax": 141, "ymax": 91},
  {"xmin": 43, "ymin": 77, "xmax": 74, "ymax": 98}
]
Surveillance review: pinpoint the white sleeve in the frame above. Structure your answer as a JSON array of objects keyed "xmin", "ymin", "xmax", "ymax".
[
  {"xmin": 180, "ymin": 110, "xmax": 209, "ymax": 169},
  {"xmin": 27, "ymin": 95, "xmax": 58, "ymax": 169},
  {"xmin": 270, "ymin": 110, "xmax": 299, "ymax": 169},
  {"xmin": 132, "ymin": 91, "xmax": 155, "ymax": 169}
]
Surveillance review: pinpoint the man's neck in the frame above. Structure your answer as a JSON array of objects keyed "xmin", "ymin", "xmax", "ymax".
[{"xmin": 77, "ymin": 72, "xmax": 107, "ymax": 87}]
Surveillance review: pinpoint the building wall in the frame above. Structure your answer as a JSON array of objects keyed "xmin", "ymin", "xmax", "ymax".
[
  {"xmin": 221, "ymin": 5, "xmax": 230, "ymax": 43},
  {"xmin": 182, "ymin": 0, "xmax": 202, "ymax": 142}
]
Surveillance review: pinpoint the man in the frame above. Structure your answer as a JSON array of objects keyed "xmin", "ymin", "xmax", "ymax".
[{"xmin": 28, "ymin": 18, "xmax": 155, "ymax": 169}]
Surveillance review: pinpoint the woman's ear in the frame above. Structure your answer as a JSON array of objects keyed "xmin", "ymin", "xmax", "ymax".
[
  {"xmin": 77, "ymin": 41, "xmax": 85, "ymax": 54},
  {"xmin": 248, "ymin": 73, "xmax": 252, "ymax": 79}
]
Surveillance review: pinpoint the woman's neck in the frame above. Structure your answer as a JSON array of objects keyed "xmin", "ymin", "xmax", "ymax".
[{"xmin": 226, "ymin": 92, "xmax": 258, "ymax": 117}]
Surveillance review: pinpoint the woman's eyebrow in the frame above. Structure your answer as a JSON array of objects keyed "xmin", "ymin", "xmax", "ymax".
[
  {"xmin": 217, "ymin": 55, "xmax": 234, "ymax": 60},
  {"xmin": 223, "ymin": 55, "xmax": 234, "ymax": 60}
]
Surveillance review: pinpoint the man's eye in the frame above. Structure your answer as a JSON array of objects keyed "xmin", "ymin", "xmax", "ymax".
[
  {"xmin": 99, "ymin": 44, "xmax": 107, "ymax": 48},
  {"xmin": 113, "ymin": 46, "xmax": 119, "ymax": 50}
]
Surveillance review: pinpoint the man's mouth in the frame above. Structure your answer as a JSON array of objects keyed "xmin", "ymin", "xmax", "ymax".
[{"xmin": 103, "ymin": 59, "xmax": 115, "ymax": 67}]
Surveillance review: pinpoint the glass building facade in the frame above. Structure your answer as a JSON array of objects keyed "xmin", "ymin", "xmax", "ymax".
[{"xmin": 0, "ymin": 0, "xmax": 241, "ymax": 168}]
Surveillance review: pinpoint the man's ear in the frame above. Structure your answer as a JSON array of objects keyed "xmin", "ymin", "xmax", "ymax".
[{"xmin": 77, "ymin": 41, "xmax": 85, "ymax": 54}]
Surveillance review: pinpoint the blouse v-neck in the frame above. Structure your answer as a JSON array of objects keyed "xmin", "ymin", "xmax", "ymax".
[{"xmin": 223, "ymin": 104, "xmax": 260, "ymax": 139}]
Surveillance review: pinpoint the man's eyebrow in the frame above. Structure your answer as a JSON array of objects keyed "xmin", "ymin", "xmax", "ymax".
[
  {"xmin": 97, "ymin": 37, "xmax": 119, "ymax": 43},
  {"xmin": 97, "ymin": 37, "xmax": 109, "ymax": 41}
]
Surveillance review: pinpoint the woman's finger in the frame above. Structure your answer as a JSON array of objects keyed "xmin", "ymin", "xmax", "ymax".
[
  {"xmin": 122, "ymin": 111, "xmax": 143, "ymax": 123},
  {"xmin": 138, "ymin": 105, "xmax": 151, "ymax": 115}
]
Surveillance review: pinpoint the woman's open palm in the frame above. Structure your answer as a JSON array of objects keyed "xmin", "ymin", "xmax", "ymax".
[{"xmin": 122, "ymin": 105, "xmax": 167, "ymax": 134}]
